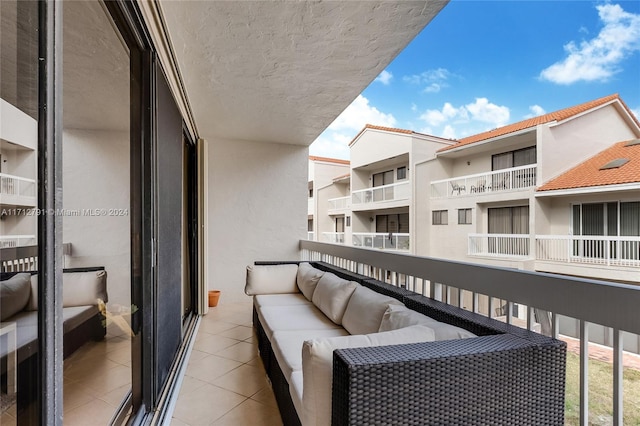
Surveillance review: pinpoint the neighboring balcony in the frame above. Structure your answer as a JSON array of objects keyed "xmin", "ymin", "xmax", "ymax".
[
  {"xmin": 0, "ymin": 235, "xmax": 36, "ymax": 249},
  {"xmin": 352, "ymin": 232, "xmax": 409, "ymax": 251},
  {"xmin": 536, "ymin": 235, "xmax": 640, "ymax": 267},
  {"xmin": 430, "ymin": 164, "xmax": 537, "ymax": 199},
  {"xmin": 307, "ymin": 231, "xmax": 315, "ymax": 241},
  {"xmin": 322, "ymin": 232, "xmax": 345, "ymax": 244},
  {"xmin": 327, "ymin": 196, "xmax": 351, "ymax": 214},
  {"xmin": 308, "ymin": 197, "xmax": 314, "ymax": 216},
  {"xmin": 351, "ymin": 181, "xmax": 410, "ymax": 209},
  {"xmin": 468, "ymin": 233, "xmax": 531, "ymax": 258},
  {"xmin": 0, "ymin": 173, "xmax": 37, "ymax": 207}
]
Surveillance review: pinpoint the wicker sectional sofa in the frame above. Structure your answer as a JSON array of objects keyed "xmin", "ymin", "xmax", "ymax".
[{"xmin": 247, "ymin": 261, "xmax": 566, "ymax": 426}]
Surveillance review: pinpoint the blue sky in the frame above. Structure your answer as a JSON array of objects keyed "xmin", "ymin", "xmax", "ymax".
[{"xmin": 310, "ymin": 0, "xmax": 640, "ymax": 160}]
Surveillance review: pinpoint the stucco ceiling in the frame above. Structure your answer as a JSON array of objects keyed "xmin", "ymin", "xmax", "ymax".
[
  {"xmin": 160, "ymin": 0, "xmax": 448, "ymax": 146},
  {"xmin": 63, "ymin": 1, "xmax": 130, "ymax": 131}
]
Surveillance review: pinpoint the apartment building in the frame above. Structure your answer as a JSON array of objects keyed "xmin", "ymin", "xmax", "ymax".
[
  {"xmin": 0, "ymin": 0, "xmax": 448, "ymax": 424},
  {"xmin": 416, "ymin": 94, "xmax": 640, "ymax": 284},
  {"xmin": 307, "ymin": 156, "xmax": 350, "ymax": 241},
  {"xmin": 317, "ymin": 125, "xmax": 452, "ymax": 251}
]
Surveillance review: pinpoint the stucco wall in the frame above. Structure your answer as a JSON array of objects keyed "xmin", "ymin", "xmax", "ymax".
[
  {"xmin": 62, "ymin": 129, "xmax": 131, "ymax": 307},
  {"xmin": 207, "ymin": 138, "xmax": 307, "ymax": 302},
  {"xmin": 350, "ymin": 130, "xmax": 411, "ymax": 171}
]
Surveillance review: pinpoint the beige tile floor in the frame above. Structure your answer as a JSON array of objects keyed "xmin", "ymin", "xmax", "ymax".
[
  {"xmin": 0, "ymin": 302, "xmax": 280, "ymax": 426},
  {"xmin": 0, "ymin": 321, "xmax": 131, "ymax": 426},
  {"xmin": 171, "ymin": 302, "xmax": 283, "ymax": 426}
]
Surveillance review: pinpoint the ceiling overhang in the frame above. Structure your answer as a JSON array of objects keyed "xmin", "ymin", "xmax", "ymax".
[{"xmin": 158, "ymin": 0, "xmax": 449, "ymax": 146}]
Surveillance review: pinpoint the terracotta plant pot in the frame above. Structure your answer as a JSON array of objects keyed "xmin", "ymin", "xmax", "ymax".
[{"xmin": 208, "ymin": 290, "xmax": 221, "ymax": 307}]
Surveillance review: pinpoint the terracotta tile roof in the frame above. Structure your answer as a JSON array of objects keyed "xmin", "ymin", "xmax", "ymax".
[
  {"xmin": 348, "ymin": 124, "xmax": 432, "ymax": 146},
  {"xmin": 438, "ymin": 94, "xmax": 637, "ymax": 152},
  {"xmin": 308, "ymin": 155, "xmax": 350, "ymax": 165},
  {"xmin": 538, "ymin": 139, "xmax": 640, "ymax": 191}
]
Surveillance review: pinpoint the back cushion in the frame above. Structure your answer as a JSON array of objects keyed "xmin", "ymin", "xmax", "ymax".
[
  {"xmin": 1, "ymin": 273, "xmax": 32, "ymax": 320},
  {"xmin": 26, "ymin": 270, "xmax": 109, "ymax": 310},
  {"xmin": 379, "ymin": 304, "xmax": 476, "ymax": 341},
  {"xmin": 301, "ymin": 325, "xmax": 436, "ymax": 426},
  {"xmin": 311, "ymin": 272, "xmax": 357, "ymax": 325},
  {"xmin": 341, "ymin": 285, "xmax": 403, "ymax": 335},
  {"xmin": 244, "ymin": 264, "xmax": 299, "ymax": 295},
  {"xmin": 296, "ymin": 262, "xmax": 324, "ymax": 301}
]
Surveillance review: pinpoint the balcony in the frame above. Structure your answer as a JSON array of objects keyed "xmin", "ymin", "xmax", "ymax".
[
  {"xmin": 351, "ymin": 181, "xmax": 410, "ymax": 208},
  {"xmin": 536, "ymin": 235, "xmax": 640, "ymax": 267},
  {"xmin": 430, "ymin": 164, "xmax": 537, "ymax": 199},
  {"xmin": 0, "ymin": 173, "xmax": 37, "ymax": 207},
  {"xmin": 0, "ymin": 234, "xmax": 36, "ymax": 248},
  {"xmin": 352, "ymin": 232, "xmax": 409, "ymax": 251},
  {"xmin": 322, "ymin": 232, "xmax": 345, "ymax": 244},
  {"xmin": 307, "ymin": 231, "xmax": 314, "ymax": 241},
  {"xmin": 299, "ymin": 240, "xmax": 640, "ymax": 425},
  {"xmin": 327, "ymin": 195, "xmax": 351, "ymax": 213},
  {"xmin": 468, "ymin": 233, "xmax": 531, "ymax": 258},
  {"xmin": 307, "ymin": 197, "xmax": 314, "ymax": 215}
]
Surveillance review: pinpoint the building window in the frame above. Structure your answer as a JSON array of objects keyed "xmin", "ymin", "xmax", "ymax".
[
  {"xmin": 397, "ymin": 166, "xmax": 407, "ymax": 180},
  {"xmin": 432, "ymin": 210, "xmax": 448, "ymax": 225},
  {"xmin": 346, "ymin": 216, "xmax": 351, "ymax": 227},
  {"xmin": 458, "ymin": 208, "xmax": 472, "ymax": 225},
  {"xmin": 492, "ymin": 146, "xmax": 536, "ymax": 171},
  {"xmin": 372, "ymin": 170, "xmax": 394, "ymax": 187}
]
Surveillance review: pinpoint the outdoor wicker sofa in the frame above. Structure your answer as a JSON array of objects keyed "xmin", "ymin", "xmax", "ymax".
[{"xmin": 248, "ymin": 260, "xmax": 566, "ymax": 426}]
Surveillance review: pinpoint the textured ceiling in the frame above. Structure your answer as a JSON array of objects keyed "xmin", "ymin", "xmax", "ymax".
[
  {"xmin": 63, "ymin": 1, "xmax": 130, "ymax": 131},
  {"xmin": 160, "ymin": 1, "xmax": 448, "ymax": 146}
]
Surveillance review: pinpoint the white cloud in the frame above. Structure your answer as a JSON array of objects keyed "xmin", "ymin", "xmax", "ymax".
[
  {"xmin": 540, "ymin": 3, "xmax": 640, "ymax": 84},
  {"xmin": 418, "ymin": 97, "xmax": 510, "ymax": 138},
  {"xmin": 403, "ymin": 68, "xmax": 452, "ymax": 93},
  {"xmin": 374, "ymin": 70, "xmax": 393, "ymax": 85},
  {"xmin": 327, "ymin": 95, "xmax": 396, "ymax": 132},
  {"xmin": 524, "ymin": 105, "xmax": 546, "ymax": 119},
  {"xmin": 309, "ymin": 95, "xmax": 397, "ymax": 159},
  {"xmin": 411, "ymin": 103, "xmax": 417, "ymax": 112}
]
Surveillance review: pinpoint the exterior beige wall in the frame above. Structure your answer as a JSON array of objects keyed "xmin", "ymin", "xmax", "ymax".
[
  {"xmin": 317, "ymin": 183, "xmax": 346, "ymax": 242},
  {"xmin": 62, "ymin": 129, "xmax": 131, "ymax": 307},
  {"xmin": 207, "ymin": 138, "xmax": 307, "ymax": 302},
  {"xmin": 414, "ymin": 157, "xmax": 451, "ymax": 256},
  {"xmin": 539, "ymin": 105, "xmax": 638, "ymax": 183},
  {"xmin": 350, "ymin": 130, "xmax": 412, "ymax": 170},
  {"xmin": 309, "ymin": 160, "xmax": 349, "ymax": 238}
]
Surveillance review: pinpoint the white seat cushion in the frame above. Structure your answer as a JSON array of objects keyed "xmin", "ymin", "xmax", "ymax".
[
  {"xmin": 254, "ymin": 293, "xmax": 311, "ymax": 308},
  {"xmin": 289, "ymin": 370, "xmax": 304, "ymax": 422},
  {"xmin": 341, "ymin": 285, "xmax": 403, "ymax": 335},
  {"xmin": 272, "ymin": 329, "xmax": 349, "ymax": 381},
  {"xmin": 379, "ymin": 304, "xmax": 477, "ymax": 341},
  {"xmin": 257, "ymin": 304, "xmax": 342, "ymax": 339},
  {"xmin": 311, "ymin": 272, "xmax": 358, "ymax": 325},
  {"xmin": 301, "ymin": 325, "xmax": 436, "ymax": 426}
]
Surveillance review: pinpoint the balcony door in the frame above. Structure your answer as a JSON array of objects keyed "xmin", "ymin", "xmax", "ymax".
[
  {"xmin": 372, "ymin": 170, "xmax": 393, "ymax": 201},
  {"xmin": 488, "ymin": 206, "xmax": 529, "ymax": 255}
]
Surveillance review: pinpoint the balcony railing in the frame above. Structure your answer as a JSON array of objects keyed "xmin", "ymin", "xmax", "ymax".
[
  {"xmin": 468, "ymin": 233, "xmax": 530, "ymax": 258},
  {"xmin": 327, "ymin": 196, "xmax": 351, "ymax": 211},
  {"xmin": 308, "ymin": 197, "xmax": 314, "ymax": 215},
  {"xmin": 352, "ymin": 232, "xmax": 409, "ymax": 251},
  {"xmin": 307, "ymin": 231, "xmax": 314, "ymax": 241},
  {"xmin": 430, "ymin": 164, "xmax": 537, "ymax": 199},
  {"xmin": 300, "ymin": 240, "xmax": 640, "ymax": 426},
  {"xmin": 352, "ymin": 181, "xmax": 410, "ymax": 206},
  {"xmin": 537, "ymin": 235, "xmax": 640, "ymax": 267},
  {"xmin": 0, "ymin": 173, "xmax": 37, "ymax": 206},
  {"xmin": 322, "ymin": 232, "xmax": 345, "ymax": 244},
  {"xmin": 0, "ymin": 235, "xmax": 37, "ymax": 248}
]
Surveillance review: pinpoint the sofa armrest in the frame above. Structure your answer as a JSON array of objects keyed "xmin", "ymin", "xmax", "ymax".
[{"xmin": 332, "ymin": 334, "xmax": 566, "ymax": 426}]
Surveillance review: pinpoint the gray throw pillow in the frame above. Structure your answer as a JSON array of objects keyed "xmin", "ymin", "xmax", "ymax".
[{"xmin": 1, "ymin": 273, "xmax": 32, "ymax": 321}]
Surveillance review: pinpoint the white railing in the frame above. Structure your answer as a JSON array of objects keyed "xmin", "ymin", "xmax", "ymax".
[
  {"xmin": 0, "ymin": 173, "xmax": 36, "ymax": 205},
  {"xmin": 0, "ymin": 235, "xmax": 36, "ymax": 248},
  {"xmin": 536, "ymin": 235, "xmax": 640, "ymax": 267},
  {"xmin": 352, "ymin": 232, "xmax": 409, "ymax": 251},
  {"xmin": 430, "ymin": 164, "xmax": 537, "ymax": 198},
  {"xmin": 307, "ymin": 232, "xmax": 315, "ymax": 241},
  {"xmin": 352, "ymin": 181, "xmax": 410, "ymax": 206},
  {"xmin": 328, "ymin": 196, "xmax": 351, "ymax": 211},
  {"xmin": 468, "ymin": 233, "xmax": 530, "ymax": 258},
  {"xmin": 300, "ymin": 240, "xmax": 640, "ymax": 426},
  {"xmin": 322, "ymin": 232, "xmax": 345, "ymax": 244}
]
